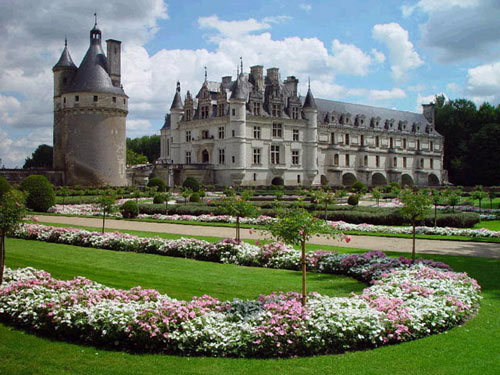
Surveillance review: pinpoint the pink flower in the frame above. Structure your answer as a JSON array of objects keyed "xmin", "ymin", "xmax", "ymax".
[
  {"xmin": 32, "ymin": 216, "xmax": 39, "ymax": 222},
  {"xmin": 345, "ymin": 235, "xmax": 352, "ymax": 243},
  {"xmin": 299, "ymin": 230, "xmax": 304, "ymax": 236}
]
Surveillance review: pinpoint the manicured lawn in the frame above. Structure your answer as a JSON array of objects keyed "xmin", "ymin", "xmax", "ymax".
[
  {"xmin": 1, "ymin": 234, "xmax": 499, "ymax": 374},
  {"xmin": 475, "ymin": 220, "xmax": 500, "ymax": 231}
]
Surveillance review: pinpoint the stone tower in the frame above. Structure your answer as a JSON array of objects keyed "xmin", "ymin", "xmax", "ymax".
[
  {"xmin": 302, "ymin": 85, "xmax": 319, "ymax": 185},
  {"xmin": 53, "ymin": 18, "xmax": 128, "ymax": 186}
]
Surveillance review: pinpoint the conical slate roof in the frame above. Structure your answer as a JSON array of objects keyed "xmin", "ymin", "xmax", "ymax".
[
  {"xmin": 170, "ymin": 82, "xmax": 183, "ymax": 110},
  {"xmin": 230, "ymin": 74, "xmax": 247, "ymax": 100},
  {"xmin": 68, "ymin": 27, "xmax": 125, "ymax": 95},
  {"xmin": 53, "ymin": 42, "xmax": 77, "ymax": 70},
  {"xmin": 303, "ymin": 87, "xmax": 317, "ymax": 109}
]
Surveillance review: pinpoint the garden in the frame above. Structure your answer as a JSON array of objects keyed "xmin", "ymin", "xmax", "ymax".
[{"xmin": 0, "ymin": 175, "xmax": 499, "ymax": 374}]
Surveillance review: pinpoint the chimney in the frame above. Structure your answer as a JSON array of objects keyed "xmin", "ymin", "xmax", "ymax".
[
  {"xmin": 266, "ymin": 67, "xmax": 280, "ymax": 83},
  {"xmin": 222, "ymin": 76, "xmax": 232, "ymax": 85},
  {"xmin": 106, "ymin": 39, "xmax": 121, "ymax": 87},
  {"xmin": 250, "ymin": 65, "xmax": 264, "ymax": 91},
  {"xmin": 422, "ymin": 103, "xmax": 435, "ymax": 126},
  {"xmin": 284, "ymin": 76, "xmax": 298, "ymax": 97}
]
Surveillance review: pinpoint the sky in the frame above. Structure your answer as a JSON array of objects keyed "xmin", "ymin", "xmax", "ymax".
[{"xmin": 1, "ymin": 0, "xmax": 499, "ymax": 168}]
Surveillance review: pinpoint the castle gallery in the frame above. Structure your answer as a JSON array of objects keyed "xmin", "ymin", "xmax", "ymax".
[
  {"xmin": 52, "ymin": 21, "xmax": 446, "ymax": 187},
  {"xmin": 159, "ymin": 64, "xmax": 445, "ymax": 187}
]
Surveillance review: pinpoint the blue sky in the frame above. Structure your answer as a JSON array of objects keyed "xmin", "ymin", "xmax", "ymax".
[{"xmin": 0, "ymin": 0, "xmax": 499, "ymax": 167}]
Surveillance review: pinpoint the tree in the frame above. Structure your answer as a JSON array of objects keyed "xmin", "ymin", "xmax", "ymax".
[
  {"xmin": 23, "ymin": 144, "xmax": 53, "ymax": 169},
  {"xmin": 0, "ymin": 190, "xmax": 26, "ymax": 284},
  {"xmin": 148, "ymin": 177, "xmax": 167, "ymax": 192},
  {"xmin": 20, "ymin": 175, "xmax": 55, "ymax": 212},
  {"xmin": 218, "ymin": 190, "xmax": 259, "ymax": 242},
  {"xmin": 266, "ymin": 205, "xmax": 340, "ymax": 306},
  {"xmin": 181, "ymin": 189, "xmax": 192, "ymax": 205},
  {"xmin": 470, "ymin": 186, "xmax": 487, "ymax": 216},
  {"xmin": 372, "ymin": 187, "xmax": 383, "ymax": 206},
  {"xmin": 126, "ymin": 148, "xmax": 148, "ymax": 165},
  {"xmin": 429, "ymin": 189, "xmax": 443, "ymax": 227},
  {"xmin": 488, "ymin": 188, "xmax": 497, "ymax": 209},
  {"xmin": 96, "ymin": 193, "xmax": 116, "ymax": 233},
  {"xmin": 0, "ymin": 176, "xmax": 11, "ymax": 200},
  {"xmin": 467, "ymin": 123, "xmax": 500, "ymax": 186},
  {"xmin": 161, "ymin": 192, "xmax": 173, "ymax": 214},
  {"xmin": 318, "ymin": 190, "xmax": 336, "ymax": 219},
  {"xmin": 126, "ymin": 135, "xmax": 161, "ymax": 163},
  {"xmin": 400, "ymin": 189, "xmax": 432, "ymax": 263}
]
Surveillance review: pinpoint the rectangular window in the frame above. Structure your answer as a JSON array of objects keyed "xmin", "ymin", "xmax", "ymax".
[
  {"xmin": 297, "ymin": 175, "xmax": 301, "ymax": 184},
  {"xmin": 334, "ymin": 154, "xmax": 339, "ymax": 166},
  {"xmin": 253, "ymin": 102, "xmax": 261, "ymax": 116},
  {"xmin": 202, "ymin": 130, "xmax": 209, "ymax": 139},
  {"xmin": 331, "ymin": 133, "xmax": 335, "ymax": 145},
  {"xmin": 232, "ymin": 108, "xmax": 236, "ymax": 116},
  {"xmin": 253, "ymin": 126, "xmax": 261, "ymax": 139},
  {"xmin": 253, "ymin": 148, "xmax": 261, "ymax": 165},
  {"xmin": 376, "ymin": 155, "xmax": 380, "ymax": 167},
  {"xmin": 345, "ymin": 154, "xmax": 350, "ymax": 167},
  {"xmin": 232, "ymin": 130, "xmax": 235, "ymax": 137},
  {"xmin": 253, "ymin": 173, "xmax": 257, "ymax": 181},
  {"xmin": 403, "ymin": 157, "xmax": 407, "ymax": 168},
  {"xmin": 218, "ymin": 104, "xmax": 225, "ymax": 117},
  {"xmin": 390, "ymin": 137, "xmax": 394, "ymax": 149},
  {"xmin": 185, "ymin": 131, "xmax": 192, "ymax": 142},
  {"xmin": 360, "ymin": 135, "xmax": 364, "ymax": 146},
  {"xmin": 112, "ymin": 97, "xmax": 116, "ymax": 103},
  {"xmin": 218, "ymin": 126, "xmax": 225, "ymax": 139},
  {"xmin": 403, "ymin": 138, "xmax": 407, "ymax": 149},
  {"xmin": 185, "ymin": 151, "xmax": 191, "ymax": 164},
  {"xmin": 393, "ymin": 157, "xmax": 397, "ymax": 167},
  {"xmin": 93, "ymin": 95, "xmax": 98, "ymax": 102},
  {"xmin": 272, "ymin": 123, "xmax": 282, "ymax": 138},
  {"xmin": 375, "ymin": 136, "xmax": 379, "ymax": 147},
  {"xmin": 292, "ymin": 150, "xmax": 300, "ymax": 165},
  {"xmin": 185, "ymin": 109, "xmax": 192, "ymax": 121},
  {"xmin": 430, "ymin": 158, "xmax": 434, "ymax": 169},
  {"xmin": 345, "ymin": 134, "xmax": 350, "ymax": 145},
  {"xmin": 63, "ymin": 97, "xmax": 66, "ymax": 104},
  {"xmin": 293, "ymin": 129, "xmax": 299, "ymax": 142},
  {"xmin": 218, "ymin": 149, "xmax": 225, "ymax": 164},
  {"xmin": 292, "ymin": 107, "xmax": 299, "ymax": 120},
  {"xmin": 417, "ymin": 140, "xmax": 421, "ymax": 150},
  {"xmin": 430, "ymin": 141, "xmax": 434, "ymax": 151},
  {"xmin": 232, "ymin": 155, "xmax": 235, "ymax": 163},
  {"xmin": 272, "ymin": 104, "xmax": 281, "ymax": 117},
  {"xmin": 201, "ymin": 106, "xmax": 209, "ymax": 119},
  {"xmin": 75, "ymin": 95, "xmax": 79, "ymax": 102},
  {"xmin": 271, "ymin": 145, "xmax": 280, "ymax": 165}
]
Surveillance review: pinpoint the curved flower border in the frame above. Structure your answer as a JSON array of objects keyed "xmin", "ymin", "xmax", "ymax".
[{"xmin": 2, "ymin": 224, "xmax": 482, "ymax": 357}]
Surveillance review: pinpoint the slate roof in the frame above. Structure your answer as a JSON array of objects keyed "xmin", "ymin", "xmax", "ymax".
[
  {"xmin": 170, "ymin": 82, "xmax": 184, "ymax": 110},
  {"xmin": 53, "ymin": 43, "xmax": 77, "ymax": 70},
  {"xmin": 230, "ymin": 74, "xmax": 249, "ymax": 100},
  {"xmin": 162, "ymin": 113, "xmax": 171, "ymax": 130},
  {"xmin": 302, "ymin": 88, "xmax": 317, "ymax": 109},
  {"xmin": 67, "ymin": 27, "xmax": 125, "ymax": 95}
]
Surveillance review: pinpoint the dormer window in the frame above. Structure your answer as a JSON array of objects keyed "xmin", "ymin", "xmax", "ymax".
[
  {"xmin": 292, "ymin": 106, "xmax": 299, "ymax": 120},
  {"xmin": 201, "ymin": 106, "xmax": 209, "ymax": 119},
  {"xmin": 272, "ymin": 104, "xmax": 281, "ymax": 117},
  {"xmin": 217, "ymin": 103, "xmax": 225, "ymax": 117},
  {"xmin": 75, "ymin": 95, "xmax": 79, "ymax": 102},
  {"xmin": 93, "ymin": 95, "xmax": 98, "ymax": 102},
  {"xmin": 253, "ymin": 102, "xmax": 261, "ymax": 116}
]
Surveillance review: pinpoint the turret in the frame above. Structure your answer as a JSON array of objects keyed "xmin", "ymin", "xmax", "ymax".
[
  {"xmin": 302, "ymin": 84, "xmax": 318, "ymax": 185},
  {"xmin": 170, "ymin": 81, "xmax": 184, "ymax": 130},
  {"xmin": 229, "ymin": 73, "xmax": 248, "ymax": 169},
  {"xmin": 52, "ymin": 38, "xmax": 77, "ymax": 97}
]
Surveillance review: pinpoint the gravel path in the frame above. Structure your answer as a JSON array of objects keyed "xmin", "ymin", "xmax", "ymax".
[{"xmin": 36, "ymin": 215, "xmax": 500, "ymax": 259}]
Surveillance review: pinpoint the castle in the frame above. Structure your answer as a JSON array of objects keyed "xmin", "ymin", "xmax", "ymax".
[
  {"xmin": 52, "ymin": 18, "xmax": 128, "ymax": 186},
  {"xmin": 159, "ymin": 64, "xmax": 446, "ymax": 187}
]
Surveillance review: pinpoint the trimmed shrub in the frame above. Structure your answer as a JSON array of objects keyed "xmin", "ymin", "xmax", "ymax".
[
  {"xmin": 347, "ymin": 194, "xmax": 359, "ymax": 206},
  {"xmin": 182, "ymin": 177, "xmax": 200, "ymax": 192},
  {"xmin": 147, "ymin": 177, "xmax": 167, "ymax": 192},
  {"xmin": 120, "ymin": 200, "xmax": 139, "ymax": 219},
  {"xmin": 0, "ymin": 176, "xmax": 11, "ymax": 199},
  {"xmin": 189, "ymin": 192, "xmax": 201, "ymax": 203},
  {"xmin": 351, "ymin": 181, "xmax": 367, "ymax": 194},
  {"xmin": 19, "ymin": 175, "xmax": 55, "ymax": 212},
  {"xmin": 153, "ymin": 193, "xmax": 165, "ymax": 204}
]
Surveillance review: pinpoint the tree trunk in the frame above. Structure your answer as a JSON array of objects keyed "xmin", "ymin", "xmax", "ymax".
[
  {"xmin": 165, "ymin": 201, "xmax": 168, "ymax": 215},
  {"xmin": 301, "ymin": 237, "xmax": 307, "ymax": 306},
  {"xmin": 412, "ymin": 221, "xmax": 416, "ymax": 264},
  {"xmin": 236, "ymin": 216, "xmax": 240, "ymax": 242},
  {"xmin": 102, "ymin": 211, "xmax": 106, "ymax": 234},
  {"xmin": 434, "ymin": 205, "xmax": 437, "ymax": 227},
  {"xmin": 0, "ymin": 233, "xmax": 5, "ymax": 285}
]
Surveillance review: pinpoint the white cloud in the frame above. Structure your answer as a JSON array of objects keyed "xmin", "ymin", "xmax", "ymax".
[
  {"xmin": 329, "ymin": 39, "xmax": 374, "ymax": 76},
  {"xmin": 371, "ymin": 49, "xmax": 386, "ymax": 63},
  {"xmin": 299, "ymin": 3, "xmax": 312, "ymax": 12},
  {"xmin": 0, "ymin": 127, "xmax": 52, "ymax": 168},
  {"xmin": 446, "ymin": 82, "xmax": 459, "ymax": 93},
  {"xmin": 368, "ymin": 88, "xmax": 406, "ymax": 101},
  {"xmin": 415, "ymin": 92, "xmax": 447, "ymax": 112},
  {"xmin": 411, "ymin": 0, "xmax": 500, "ymax": 63},
  {"xmin": 372, "ymin": 23, "xmax": 423, "ymax": 80},
  {"xmin": 198, "ymin": 15, "xmax": 270, "ymax": 39},
  {"xmin": 262, "ymin": 15, "xmax": 292, "ymax": 24},
  {"xmin": 465, "ymin": 61, "xmax": 500, "ymax": 104}
]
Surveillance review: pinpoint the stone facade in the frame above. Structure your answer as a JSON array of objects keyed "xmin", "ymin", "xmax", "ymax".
[
  {"xmin": 160, "ymin": 66, "xmax": 446, "ymax": 188},
  {"xmin": 53, "ymin": 22, "xmax": 128, "ymax": 186}
]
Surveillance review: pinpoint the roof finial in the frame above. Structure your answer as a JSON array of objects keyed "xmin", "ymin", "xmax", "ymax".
[
  {"xmin": 176, "ymin": 81, "xmax": 180, "ymax": 92},
  {"xmin": 64, "ymin": 35, "xmax": 67, "ymax": 47},
  {"xmin": 204, "ymin": 66, "xmax": 207, "ymax": 82},
  {"xmin": 240, "ymin": 56, "xmax": 243, "ymax": 75},
  {"xmin": 308, "ymin": 76, "xmax": 310, "ymax": 90},
  {"xmin": 94, "ymin": 12, "xmax": 97, "ymax": 26}
]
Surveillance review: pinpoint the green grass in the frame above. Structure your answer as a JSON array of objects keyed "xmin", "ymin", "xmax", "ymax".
[
  {"xmin": 475, "ymin": 220, "xmax": 500, "ymax": 231},
  {"xmin": 1, "ymin": 235, "xmax": 499, "ymax": 374}
]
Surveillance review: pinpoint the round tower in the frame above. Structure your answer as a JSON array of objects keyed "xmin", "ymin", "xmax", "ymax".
[
  {"xmin": 302, "ymin": 85, "xmax": 318, "ymax": 186},
  {"xmin": 229, "ymin": 73, "xmax": 248, "ymax": 179},
  {"xmin": 53, "ymin": 19, "xmax": 128, "ymax": 186}
]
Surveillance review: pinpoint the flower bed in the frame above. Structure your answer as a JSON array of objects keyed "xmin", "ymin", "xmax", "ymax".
[{"xmin": 1, "ymin": 245, "xmax": 481, "ymax": 357}]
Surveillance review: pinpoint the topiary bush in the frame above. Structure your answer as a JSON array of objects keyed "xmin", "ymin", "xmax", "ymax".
[
  {"xmin": 120, "ymin": 200, "xmax": 139, "ymax": 219},
  {"xmin": 182, "ymin": 177, "xmax": 200, "ymax": 192},
  {"xmin": 19, "ymin": 175, "xmax": 55, "ymax": 212},
  {"xmin": 189, "ymin": 192, "xmax": 201, "ymax": 203},
  {"xmin": 351, "ymin": 181, "xmax": 367, "ymax": 194},
  {"xmin": 347, "ymin": 194, "xmax": 359, "ymax": 206},
  {"xmin": 0, "ymin": 176, "xmax": 11, "ymax": 199},
  {"xmin": 147, "ymin": 177, "xmax": 167, "ymax": 192},
  {"xmin": 153, "ymin": 193, "xmax": 165, "ymax": 204}
]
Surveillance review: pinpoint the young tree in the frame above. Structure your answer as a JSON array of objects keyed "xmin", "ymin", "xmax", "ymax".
[
  {"xmin": 218, "ymin": 190, "xmax": 259, "ymax": 242},
  {"xmin": 470, "ymin": 185, "xmax": 487, "ymax": 215},
  {"xmin": 266, "ymin": 205, "xmax": 340, "ymax": 306},
  {"xmin": 0, "ymin": 190, "xmax": 26, "ymax": 284},
  {"xmin": 444, "ymin": 188, "xmax": 461, "ymax": 212},
  {"xmin": 132, "ymin": 189, "xmax": 142, "ymax": 203},
  {"xmin": 429, "ymin": 189, "xmax": 443, "ymax": 227},
  {"xmin": 319, "ymin": 190, "xmax": 336, "ymax": 219},
  {"xmin": 181, "ymin": 188, "xmax": 192, "ymax": 205},
  {"xmin": 162, "ymin": 192, "xmax": 173, "ymax": 214},
  {"xmin": 59, "ymin": 186, "xmax": 69, "ymax": 205},
  {"xmin": 372, "ymin": 186, "xmax": 383, "ymax": 206},
  {"xmin": 488, "ymin": 188, "xmax": 497, "ymax": 209},
  {"xmin": 96, "ymin": 193, "xmax": 116, "ymax": 233},
  {"xmin": 400, "ymin": 189, "xmax": 432, "ymax": 263}
]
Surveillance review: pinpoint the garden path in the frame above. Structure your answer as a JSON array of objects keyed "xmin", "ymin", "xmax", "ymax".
[{"xmin": 36, "ymin": 215, "xmax": 500, "ymax": 259}]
